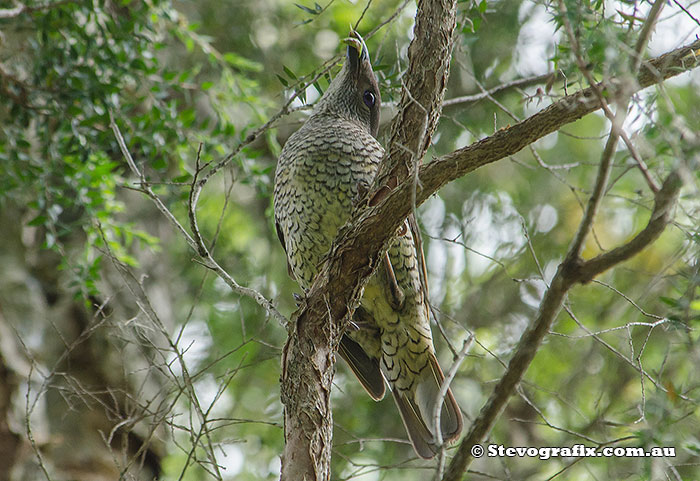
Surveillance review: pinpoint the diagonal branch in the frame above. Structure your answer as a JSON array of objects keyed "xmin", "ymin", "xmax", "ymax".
[
  {"xmin": 442, "ymin": 168, "xmax": 682, "ymax": 481},
  {"xmin": 559, "ymin": 0, "xmax": 666, "ymax": 261},
  {"xmin": 565, "ymin": 171, "xmax": 682, "ymax": 284},
  {"xmin": 109, "ymin": 112, "xmax": 287, "ymax": 327},
  {"xmin": 418, "ymin": 38, "xmax": 699, "ymax": 206},
  {"xmin": 441, "ymin": 3, "xmax": 676, "ymax": 478}
]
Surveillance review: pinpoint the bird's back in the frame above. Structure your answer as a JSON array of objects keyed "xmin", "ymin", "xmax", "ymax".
[{"xmin": 274, "ymin": 114, "xmax": 383, "ymax": 289}]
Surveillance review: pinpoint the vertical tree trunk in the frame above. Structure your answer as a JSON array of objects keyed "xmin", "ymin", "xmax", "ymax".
[{"xmin": 280, "ymin": 312, "xmax": 336, "ymax": 480}]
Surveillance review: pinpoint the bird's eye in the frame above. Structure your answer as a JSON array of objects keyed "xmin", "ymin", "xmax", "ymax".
[{"xmin": 363, "ymin": 90, "xmax": 375, "ymax": 108}]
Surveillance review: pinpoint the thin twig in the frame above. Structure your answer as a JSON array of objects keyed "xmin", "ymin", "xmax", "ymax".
[
  {"xmin": 433, "ymin": 336, "xmax": 473, "ymax": 481},
  {"xmin": 443, "ymin": 73, "xmax": 555, "ymax": 108},
  {"xmin": 109, "ymin": 111, "xmax": 287, "ymax": 327},
  {"xmin": 562, "ymin": 304, "xmax": 686, "ymax": 400}
]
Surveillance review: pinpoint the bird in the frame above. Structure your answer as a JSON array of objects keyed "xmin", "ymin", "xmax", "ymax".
[{"xmin": 273, "ymin": 30, "xmax": 462, "ymax": 459}]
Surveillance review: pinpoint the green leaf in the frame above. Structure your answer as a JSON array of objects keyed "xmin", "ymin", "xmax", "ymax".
[
  {"xmin": 276, "ymin": 74, "xmax": 289, "ymax": 87},
  {"xmin": 294, "ymin": 3, "xmax": 319, "ymax": 15},
  {"xmin": 283, "ymin": 65, "xmax": 297, "ymax": 80},
  {"xmin": 222, "ymin": 52, "xmax": 263, "ymax": 71},
  {"xmin": 28, "ymin": 214, "xmax": 47, "ymax": 227}
]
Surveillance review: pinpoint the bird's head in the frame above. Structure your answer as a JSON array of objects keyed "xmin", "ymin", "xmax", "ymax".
[{"xmin": 314, "ymin": 30, "xmax": 381, "ymax": 138}]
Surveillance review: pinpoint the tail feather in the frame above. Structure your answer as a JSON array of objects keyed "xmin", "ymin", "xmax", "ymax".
[
  {"xmin": 415, "ymin": 353, "xmax": 463, "ymax": 443},
  {"xmin": 391, "ymin": 389, "xmax": 437, "ymax": 459},
  {"xmin": 391, "ymin": 352, "xmax": 463, "ymax": 458}
]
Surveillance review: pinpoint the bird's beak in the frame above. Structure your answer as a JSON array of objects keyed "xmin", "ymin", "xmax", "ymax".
[{"xmin": 343, "ymin": 30, "xmax": 369, "ymax": 75}]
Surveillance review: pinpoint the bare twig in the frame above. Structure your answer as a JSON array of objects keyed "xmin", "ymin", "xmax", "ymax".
[
  {"xmin": 561, "ymin": 304, "xmax": 687, "ymax": 400},
  {"xmin": 672, "ymin": 0, "xmax": 700, "ymax": 27},
  {"xmin": 433, "ymin": 336, "xmax": 473, "ymax": 481},
  {"xmin": 109, "ymin": 111, "xmax": 287, "ymax": 327},
  {"xmin": 442, "ymin": 167, "xmax": 682, "ymax": 480},
  {"xmin": 99, "ymin": 241, "xmax": 225, "ymax": 480},
  {"xmin": 443, "ymin": 73, "xmax": 555, "ymax": 108},
  {"xmin": 417, "ymin": 38, "xmax": 699, "ymax": 209},
  {"xmin": 560, "ymin": 0, "xmax": 665, "ymax": 195}
]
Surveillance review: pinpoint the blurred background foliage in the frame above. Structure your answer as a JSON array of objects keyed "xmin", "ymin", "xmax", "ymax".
[{"xmin": 0, "ymin": 0, "xmax": 698, "ymax": 480}]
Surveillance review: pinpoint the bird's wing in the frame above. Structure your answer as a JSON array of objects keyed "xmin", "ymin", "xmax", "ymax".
[
  {"xmin": 338, "ymin": 331, "xmax": 385, "ymax": 401},
  {"xmin": 275, "ymin": 220, "xmax": 296, "ymax": 280},
  {"xmin": 407, "ymin": 213, "xmax": 431, "ymax": 320}
]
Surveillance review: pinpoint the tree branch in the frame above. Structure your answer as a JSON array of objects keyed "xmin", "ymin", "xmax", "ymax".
[
  {"xmin": 372, "ymin": 0, "xmax": 458, "ymax": 194},
  {"xmin": 442, "ymin": 72, "xmax": 555, "ymax": 108},
  {"xmin": 566, "ymin": 171, "xmax": 682, "ymax": 284},
  {"xmin": 302, "ymin": 37, "xmax": 699, "ymax": 326},
  {"xmin": 558, "ymin": 0, "xmax": 665, "ymax": 261},
  {"xmin": 442, "ymin": 168, "xmax": 682, "ymax": 480},
  {"xmin": 419, "ymin": 38, "xmax": 699, "ymax": 205}
]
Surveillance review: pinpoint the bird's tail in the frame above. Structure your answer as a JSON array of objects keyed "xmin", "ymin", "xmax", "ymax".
[{"xmin": 391, "ymin": 352, "xmax": 462, "ymax": 459}]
